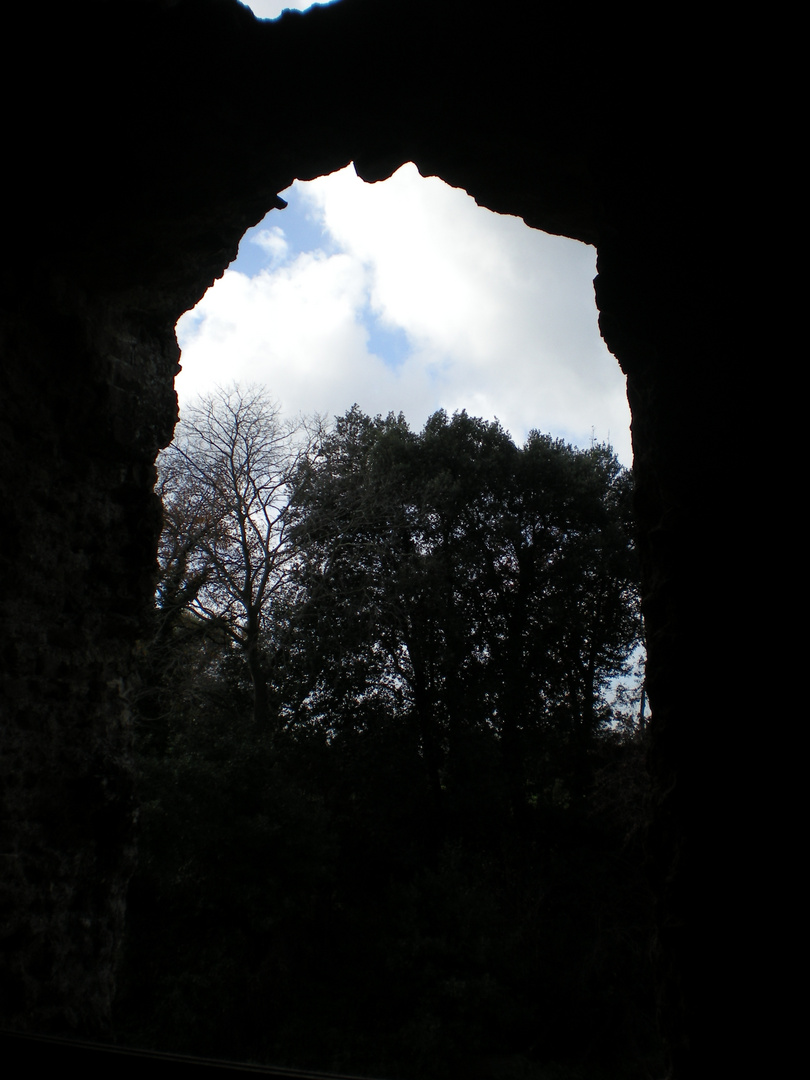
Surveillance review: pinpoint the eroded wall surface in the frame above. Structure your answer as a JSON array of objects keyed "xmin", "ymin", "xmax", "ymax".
[{"xmin": 1, "ymin": 0, "xmax": 739, "ymax": 1071}]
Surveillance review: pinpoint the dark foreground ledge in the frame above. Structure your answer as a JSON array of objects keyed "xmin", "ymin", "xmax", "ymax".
[{"xmin": 0, "ymin": 1032, "xmax": 385, "ymax": 1080}]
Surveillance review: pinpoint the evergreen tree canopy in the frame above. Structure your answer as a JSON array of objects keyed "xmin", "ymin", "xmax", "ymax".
[{"xmin": 286, "ymin": 406, "xmax": 641, "ymax": 810}]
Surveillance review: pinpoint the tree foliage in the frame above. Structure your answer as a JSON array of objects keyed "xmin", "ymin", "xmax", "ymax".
[
  {"xmin": 287, "ymin": 406, "xmax": 641, "ymax": 815},
  {"xmin": 121, "ymin": 399, "xmax": 660, "ymax": 1080}
]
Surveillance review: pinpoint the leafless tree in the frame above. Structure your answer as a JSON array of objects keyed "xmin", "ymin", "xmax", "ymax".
[{"xmin": 155, "ymin": 384, "xmax": 318, "ymax": 728}]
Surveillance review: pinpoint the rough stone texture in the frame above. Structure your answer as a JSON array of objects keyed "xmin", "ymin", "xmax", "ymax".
[
  {"xmin": 0, "ymin": 0, "xmax": 751, "ymax": 1074},
  {"xmin": 0, "ymin": 275, "xmax": 177, "ymax": 1032}
]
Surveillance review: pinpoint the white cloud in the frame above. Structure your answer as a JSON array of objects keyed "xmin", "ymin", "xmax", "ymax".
[
  {"xmin": 250, "ymin": 225, "xmax": 289, "ymax": 265},
  {"xmin": 176, "ymin": 163, "xmax": 632, "ymax": 463},
  {"xmin": 240, "ymin": 1, "xmax": 338, "ymax": 19}
]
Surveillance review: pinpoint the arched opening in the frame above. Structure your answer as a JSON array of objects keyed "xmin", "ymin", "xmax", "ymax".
[
  {"xmin": 117, "ymin": 160, "xmax": 657, "ymax": 1075},
  {"xmin": 171, "ymin": 156, "xmax": 647, "ymax": 712}
]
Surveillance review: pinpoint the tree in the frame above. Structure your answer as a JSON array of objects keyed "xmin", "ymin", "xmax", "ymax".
[
  {"xmin": 287, "ymin": 406, "xmax": 642, "ymax": 816},
  {"xmin": 126, "ymin": 400, "xmax": 656, "ymax": 1076},
  {"xmin": 155, "ymin": 385, "xmax": 315, "ymax": 728}
]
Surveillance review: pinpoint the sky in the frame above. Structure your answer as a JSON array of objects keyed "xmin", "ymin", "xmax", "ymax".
[{"xmin": 175, "ymin": 1, "xmax": 633, "ymax": 466}]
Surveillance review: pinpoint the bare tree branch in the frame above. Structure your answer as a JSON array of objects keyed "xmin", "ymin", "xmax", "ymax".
[{"xmin": 155, "ymin": 384, "xmax": 319, "ymax": 727}]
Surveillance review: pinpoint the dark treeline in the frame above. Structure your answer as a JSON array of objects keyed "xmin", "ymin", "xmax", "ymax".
[{"xmin": 116, "ymin": 387, "xmax": 664, "ymax": 1079}]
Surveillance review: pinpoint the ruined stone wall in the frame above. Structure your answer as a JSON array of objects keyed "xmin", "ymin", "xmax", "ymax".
[
  {"xmin": 0, "ymin": 0, "xmax": 748, "ymax": 1073},
  {"xmin": 0, "ymin": 270, "xmax": 180, "ymax": 1031}
]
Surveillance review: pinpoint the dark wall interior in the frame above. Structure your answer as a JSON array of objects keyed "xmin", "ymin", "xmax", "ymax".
[{"xmin": 0, "ymin": 1, "xmax": 753, "ymax": 1075}]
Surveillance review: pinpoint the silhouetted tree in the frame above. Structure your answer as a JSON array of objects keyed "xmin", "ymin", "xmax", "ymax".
[
  {"xmin": 155, "ymin": 384, "xmax": 316, "ymax": 728},
  {"xmin": 287, "ymin": 406, "xmax": 642, "ymax": 816},
  {"xmin": 122, "ymin": 400, "xmax": 660, "ymax": 1079}
]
